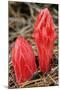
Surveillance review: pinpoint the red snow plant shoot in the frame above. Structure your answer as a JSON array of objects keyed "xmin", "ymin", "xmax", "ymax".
[
  {"xmin": 12, "ymin": 36, "xmax": 37, "ymax": 84},
  {"xmin": 33, "ymin": 8, "xmax": 57, "ymax": 73}
]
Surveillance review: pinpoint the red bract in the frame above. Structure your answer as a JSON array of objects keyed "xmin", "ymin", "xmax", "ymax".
[
  {"xmin": 12, "ymin": 36, "xmax": 37, "ymax": 84},
  {"xmin": 33, "ymin": 8, "xmax": 57, "ymax": 73}
]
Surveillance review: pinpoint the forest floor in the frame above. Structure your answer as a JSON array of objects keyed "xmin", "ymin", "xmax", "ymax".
[{"xmin": 8, "ymin": 1, "xmax": 58, "ymax": 88}]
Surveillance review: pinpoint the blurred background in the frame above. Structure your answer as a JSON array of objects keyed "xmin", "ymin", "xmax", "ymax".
[{"xmin": 8, "ymin": 1, "xmax": 58, "ymax": 88}]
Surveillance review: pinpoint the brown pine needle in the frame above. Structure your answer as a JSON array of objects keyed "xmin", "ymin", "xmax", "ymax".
[{"xmin": 48, "ymin": 74, "xmax": 57, "ymax": 84}]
